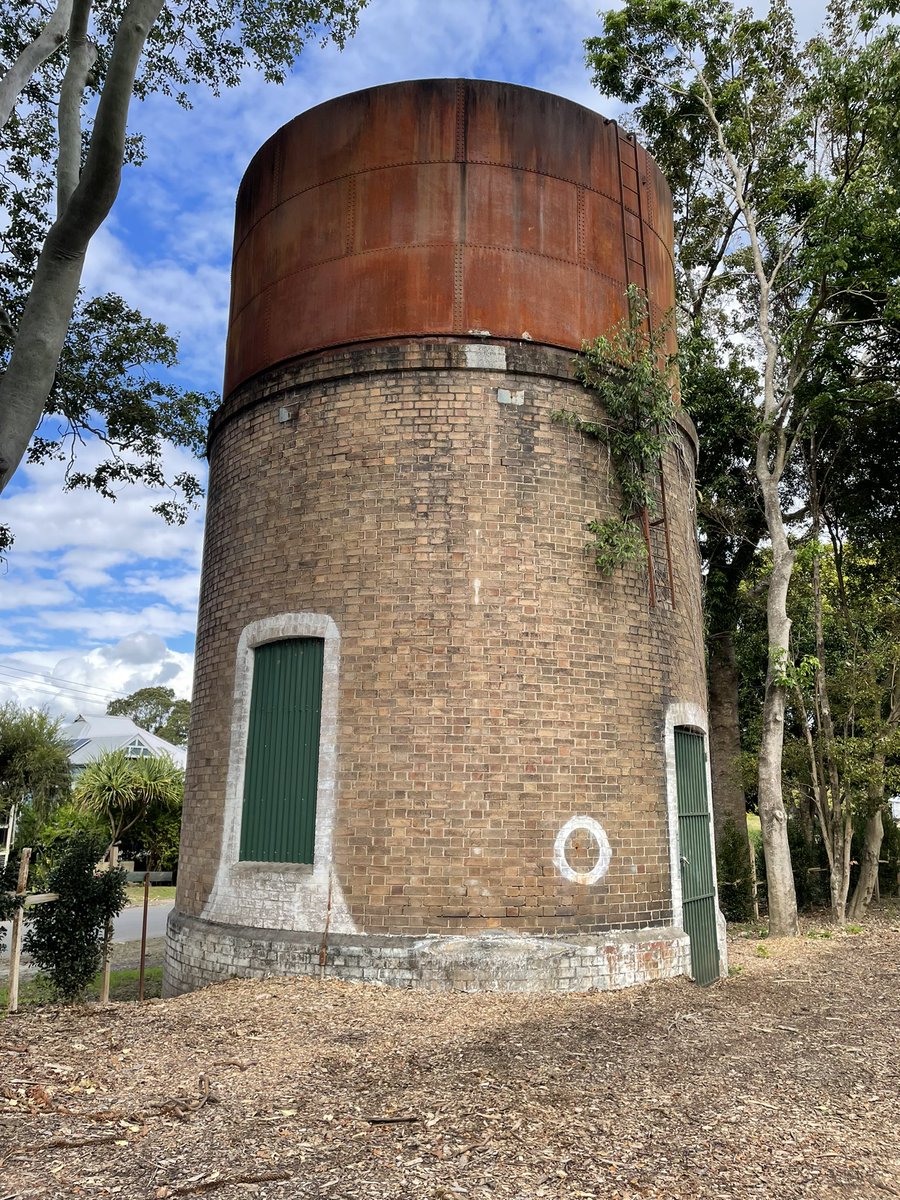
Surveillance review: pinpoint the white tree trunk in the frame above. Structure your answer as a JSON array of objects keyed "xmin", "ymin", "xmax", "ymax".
[
  {"xmin": 848, "ymin": 778, "xmax": 885, "ymax": 923},
  {"xmin": 756, "ymin": 471, "xmax": 799, "ymax": 937},
  {"xmin": 0, "ymin": 0, "xmax": 73, "ymax": 132},
  {"xmin": 0, "ymin": 0, "xmax": 164, "ymax": 496},
  {"xmin": 57, "ymin": 0, "xmax": 98, "ymax": 217},
  {"xmin": 828, "ymin": 814, "xmax": 852, "ymax": 926}
]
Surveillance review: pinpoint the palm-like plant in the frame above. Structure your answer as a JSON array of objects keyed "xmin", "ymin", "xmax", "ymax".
[{"xmin": 74, "ymin": 749, "xmax": 184, "ymax": 849}]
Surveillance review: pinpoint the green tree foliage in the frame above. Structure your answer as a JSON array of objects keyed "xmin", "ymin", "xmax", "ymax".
[
  {"xmin": 74, "ymin": 747, "xmax": 183, "ymax": 847},
  {"xmin": 874, "ymin": 815, "xmax": 900, "ymax": 899},
  {"xmin": 0, "ymin": 0, "xmax": 369, "ymax": 550},
  {"xmin": 120, "ymin": 802, "xmax": 181, "ymax": 871},
  {"xmin": 783, "ymin": 542, "xmax": 900, "ymax": 921},
  {"xmin": 0, "ymin": 701, "xmax": 71, "ymax": 823},
  {"xmin": 23, "ymin": 830, "xmax": 127, "ymax": 1001},
  {"xmin": 732, "ymin": 540, "xmax": 900, "ymax": 921},
  {"xmin": 107, "ymin": 685, "xmax": 190, "ymax": 746},
  {"xmin": 26, "ymin": 294, "xmax": 214, "ymax": 526},
  {"xmin": 752, "ymin": 815, "xmax": 832, "ymax": 912},
  {"xmin": 587, "ymin": 0, "xmax": 900, "ymax": 934},
  {"xmin": 14, "ymin": 798, "xmax": 107, "ymax": 888}
]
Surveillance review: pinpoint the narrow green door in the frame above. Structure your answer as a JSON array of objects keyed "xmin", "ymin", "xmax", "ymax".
[
  {"xmin": 674, "ymin": 728, "xmax": 720, "ymax": 985},
  {"xmin": 239, "ymin": 638, "xmax": 324, "ymax": 864}
]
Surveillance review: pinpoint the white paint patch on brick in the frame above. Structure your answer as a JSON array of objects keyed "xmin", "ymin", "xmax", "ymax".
[
  {"xmin": 497, "ymin": 388, "xmax": 525, "ymax": 406},
  {"xmin": 201, "ymin": 612, "xmax": 357, "ymax": 936},
  {"xmin": 663, "ymin": 702, "xmax": 728, "ymax": 977},
  {"xmin": 553, "ymin": 815, "xmax": 612, "ymax": 885},
  {"xmin": 464, "ymin": 344, "xmax": 506, "ymax": 370}
]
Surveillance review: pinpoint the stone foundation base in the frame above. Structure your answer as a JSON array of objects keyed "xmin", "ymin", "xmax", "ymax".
[{"xmin": 163, "ymin": 911, "xmax": 692, "ymax": 996}]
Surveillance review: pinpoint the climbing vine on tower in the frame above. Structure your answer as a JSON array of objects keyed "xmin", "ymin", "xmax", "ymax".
[{"xmin": 553, "ymin": 286, "xmax": 677, "ymax": 575}]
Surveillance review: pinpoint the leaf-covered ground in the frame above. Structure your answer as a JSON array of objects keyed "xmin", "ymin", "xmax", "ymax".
[{"xmin": 1, "ymin": 912, "xmax": 898, "ymax": 1200}]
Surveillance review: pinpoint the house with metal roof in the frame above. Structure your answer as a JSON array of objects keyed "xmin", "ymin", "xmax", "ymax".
[{"xmin": 61, "ymin": 714, "xmax": 187, "ymax": 773}]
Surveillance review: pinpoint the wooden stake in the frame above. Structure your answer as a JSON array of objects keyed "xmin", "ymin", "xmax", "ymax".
[
  {"xmin": 1, "ymin": 800, "xmax": 17, "ymax": 869},
  {"xmin": 99, "ymin": 846, "xmax": 118, "ymax": 1004},
  {"xmin": 138, "ymin": 867, "xmax": 150, "ymax": 1001},
  {"xmin": 7, "ymin": 847, "xmax": 32, "ymax": 1014}
]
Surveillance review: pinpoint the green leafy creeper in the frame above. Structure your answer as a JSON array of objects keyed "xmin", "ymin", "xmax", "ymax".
[{"xmin": 554, "ymin": 286, "xmax": 676, "ymax": 575}]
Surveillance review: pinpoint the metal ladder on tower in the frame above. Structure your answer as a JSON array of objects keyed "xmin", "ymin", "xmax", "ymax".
[{"xmin": 614, "ymin": 128, "xmax": 677, "ymax": 610}]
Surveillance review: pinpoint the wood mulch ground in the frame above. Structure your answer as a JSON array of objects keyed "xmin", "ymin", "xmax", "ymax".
[{"xmin": 1, "ymin": 910, "xmax": 898, "ymax": 1200}]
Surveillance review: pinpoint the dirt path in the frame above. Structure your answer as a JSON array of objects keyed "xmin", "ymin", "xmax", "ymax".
[{"xmin": 1, "ymin": 913, "xmax": 898, "ymax": 1199}]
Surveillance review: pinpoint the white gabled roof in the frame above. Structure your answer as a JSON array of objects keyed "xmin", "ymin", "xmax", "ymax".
[{"xmin": 61, "ymin": 714, "xmax": 187, "ymax": 769}]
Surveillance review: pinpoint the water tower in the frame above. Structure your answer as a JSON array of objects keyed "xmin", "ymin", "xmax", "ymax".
[{"xmin": 164, "ymin": 80, "xmax": 724, "ymax": 995}]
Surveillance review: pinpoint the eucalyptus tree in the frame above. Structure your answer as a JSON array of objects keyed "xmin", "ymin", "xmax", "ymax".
[
  {"xmin": 785, "ymin": 541, "xmax": 900, "ymax": 923},
  {"xmin": 587, "ymin": 0, "xmax": 900, "ymax": 934},
  {"xmin": 0, "ymin": 0, "xmax": 368, "ymax": 549},
  {"xmin": 791, "ymin": 330, "xmax": 900, "ymax": 921}
]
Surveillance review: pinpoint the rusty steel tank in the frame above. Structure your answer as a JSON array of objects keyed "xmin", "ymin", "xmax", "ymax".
[
  {"xmin": 224, "ymin": 78, "xmax": 676, "ymax": 392},
  {"xmin": 165, "ymin": 80, "xmax": 723, "ymax": 997}
]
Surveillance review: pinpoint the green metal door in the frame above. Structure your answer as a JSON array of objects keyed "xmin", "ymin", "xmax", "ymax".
[
  {"xmin": 239, "ymin": 638, "xmax": 324, "ymax": 864},
  {"xmin": 674, "ymin": 728, "xmax": 720, "ymax": 985}
]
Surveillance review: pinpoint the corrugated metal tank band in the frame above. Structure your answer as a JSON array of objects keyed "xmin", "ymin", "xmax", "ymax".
[{"xmin": 224, "ymin": 78, "xmax": 676, "ymax": 398}]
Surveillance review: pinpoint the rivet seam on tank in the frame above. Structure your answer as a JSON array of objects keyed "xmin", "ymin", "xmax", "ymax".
[
  {"xmin": 464, "ymin": 344, "xmax": 505, "ymax": 370},
  {"xmin": 554, "ymin": 816, "xmax": 612, "ymax": 886}
]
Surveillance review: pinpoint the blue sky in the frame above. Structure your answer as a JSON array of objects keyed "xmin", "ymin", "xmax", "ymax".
[{"xmin": 0, "ymin": 0, "xmax": 829, "ymax": 720}]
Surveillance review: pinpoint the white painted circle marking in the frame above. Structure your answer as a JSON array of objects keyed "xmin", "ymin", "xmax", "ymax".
[{"xmin": 554, "ymin": 816, "xmax": 612, "ymax": 885}]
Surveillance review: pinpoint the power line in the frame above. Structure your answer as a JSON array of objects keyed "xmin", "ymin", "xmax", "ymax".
[
  {"xmin": 0, "ymin": 660, "xmax": 128, "ymax": 701},
  {"xmin": 0, "ymin": 668, "xmax": 125, "ymax": 707},
  {"xmin": 0, "ymin": 673, "xmax": 116, "ymax": 707}
]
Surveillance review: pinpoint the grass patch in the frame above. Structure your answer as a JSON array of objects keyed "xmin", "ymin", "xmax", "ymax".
[
  {"xmin": 746, "ymin": 812, "xmax": 762, "ymax": 846},
  {"xmin": 1, "ymin": 966, "xmax": 163, "ymax": 1010},
  {"xmin": 124, "ymin": 884, "xmax": 176, "ymax": 906}
]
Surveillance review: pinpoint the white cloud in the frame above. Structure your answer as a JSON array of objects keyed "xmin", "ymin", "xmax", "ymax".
[
  {"xmin": 81, "ymin": 224, "xmax": 230, "ymax": 393},
  {"xmin": 0, "ymin": 639, "xmax": 194, "ymax": 720},
  {"xmin": 1, "ymin": 437, "xmax": 203, "ymax": 716}
]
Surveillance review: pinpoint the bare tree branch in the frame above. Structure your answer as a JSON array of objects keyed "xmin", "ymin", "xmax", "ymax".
[
  {"xmin": 0, "ymin": 0, "xmax": 73, "ymax": 132},
  {"xmin": 57, "ymin": 0, "xmax": 96, "ymax": 216}
]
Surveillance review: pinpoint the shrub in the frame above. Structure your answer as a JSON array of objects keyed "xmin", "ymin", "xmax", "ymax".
[
  {"xmin": 0, "ymin": 852, "xmax": 23, "ymax": 954},
  {"xmin": 23, "ymin": 832, "xmax": 127, "ymax": 1002},
  {"xmin": 15, "ymin": 801, "xmax": 107, "ymax": 890},
  {"xmin": 716, "ymin": 817, "xmax": 755, "ymax": 922},
  {"xmin": 787, "ymin": 818, "xmax": 830, "ymax": 910},
  {"xmin": 753, "ymin": 813, "xmax": 831, "ymax": 914}
]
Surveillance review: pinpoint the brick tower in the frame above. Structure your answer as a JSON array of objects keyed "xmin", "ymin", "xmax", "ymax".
[{"xmin": 164, "ymin": 80, "xmax": 724, "ymax": 995}]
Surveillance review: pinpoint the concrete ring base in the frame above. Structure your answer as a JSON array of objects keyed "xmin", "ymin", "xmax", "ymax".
[{"xmin": 163, "ymin": 910, "xmax": 692, "ymax": 996}]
